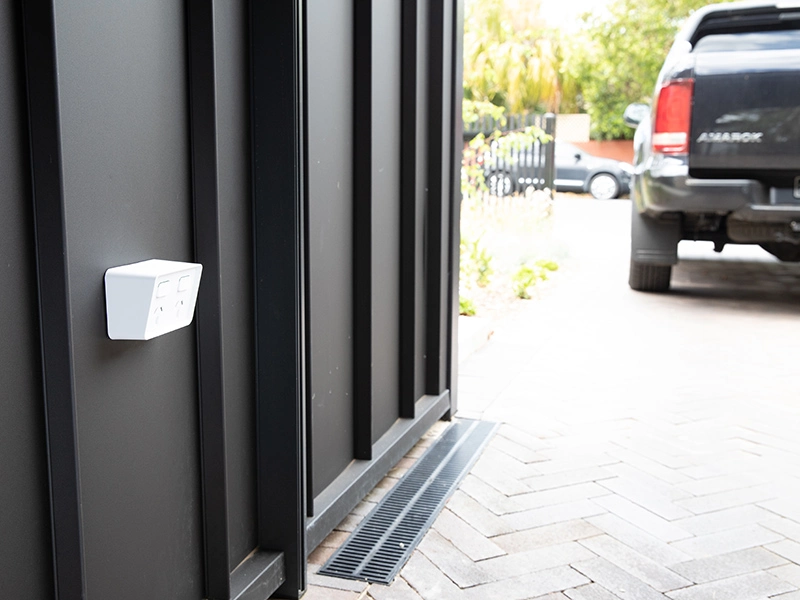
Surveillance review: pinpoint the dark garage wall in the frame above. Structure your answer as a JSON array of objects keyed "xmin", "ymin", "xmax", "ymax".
[
  {"xmin": 1, "ymin": 0, "xmax": 461, "ymax": 596},
  {"xmin": 213, "ymin": 0, "xmax": 259, "ymax": 571},
  {"xmin": 306, "ymin": 0, "xmax": 357, "ymax": 498},
  {"xmin": 415, "ymin": 0, "xmax": 432, "ymax": 402},
  {"xmin": 0, "ymin": 3, "xmax": 54, "ymax": 599},
  {"xmin": 303, "ymin": 0, "xmax": 462, "ymax": 549},
  {"xmin": 371, "ymin": 0, "xmax": 403, "ymax": 444},
  {"xmin": 54, "ymin": 1, "xmax": 204, "ymax": 598}
]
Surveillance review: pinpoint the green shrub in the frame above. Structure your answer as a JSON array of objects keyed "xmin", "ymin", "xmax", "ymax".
[
  {"xmin": 512, "ymin": 259, "xmax": 559, "ymax": 299},
  {"xmin": 460, "ymin": 235, "xmax": 494, "ymax": 289},
  {"xmin": 459, "ymin": 296, "xmax": 477, "ymax": 316}
]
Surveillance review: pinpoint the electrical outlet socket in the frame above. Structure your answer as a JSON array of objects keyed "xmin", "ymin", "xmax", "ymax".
[{"xmin": 104, "ymin": 259, "xmax": 202, "ymax": 340}]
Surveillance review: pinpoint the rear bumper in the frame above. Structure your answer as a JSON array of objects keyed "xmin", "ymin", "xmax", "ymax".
[{"xmin": 637, "ymin": 155, "xmax": 800, "ymax": 223}]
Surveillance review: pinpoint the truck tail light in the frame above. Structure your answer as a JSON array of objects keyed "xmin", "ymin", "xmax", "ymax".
[{"xmin": 653, "ymin": 78, "xmax": 694, "ymax": 154}]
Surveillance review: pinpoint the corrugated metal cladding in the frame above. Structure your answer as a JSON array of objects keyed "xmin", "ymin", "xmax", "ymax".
[{"xmin": 0, "ymin": 0, "xmax": 462, "ymax": 599}]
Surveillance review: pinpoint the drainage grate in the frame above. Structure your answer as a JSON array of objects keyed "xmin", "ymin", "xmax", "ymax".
[{"xmin": 318, "ymin": 418, "xmax": 497, "ymax": 585}]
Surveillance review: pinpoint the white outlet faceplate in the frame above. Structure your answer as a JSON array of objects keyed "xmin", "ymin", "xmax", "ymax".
[{"xmin": 104, "ymin": 259, "xmax": 203, "ymax": 340}]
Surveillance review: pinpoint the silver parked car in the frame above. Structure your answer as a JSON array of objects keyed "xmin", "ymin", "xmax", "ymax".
[{"xmin": 484, "ymin": 140, "xmax": 633, "ymax": 200}]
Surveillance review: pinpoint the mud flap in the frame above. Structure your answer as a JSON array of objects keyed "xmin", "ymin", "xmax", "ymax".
[{"xmin": 630, "ymin": 202, "xmax": 681, "ymax": 265}]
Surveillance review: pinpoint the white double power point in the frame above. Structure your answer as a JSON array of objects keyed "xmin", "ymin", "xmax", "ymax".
[{"xmin": 104, "ymin": 259, "xmax": 203, "ymax": 340}]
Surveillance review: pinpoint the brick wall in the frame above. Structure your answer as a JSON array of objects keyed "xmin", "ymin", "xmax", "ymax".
[{"xmin": 572, "ymin": 140, "xmax": 634, "ymax": 164}]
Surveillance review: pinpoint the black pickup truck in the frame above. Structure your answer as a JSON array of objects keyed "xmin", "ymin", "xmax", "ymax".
[{"xmin": 624, "ymin": 0, "xmax": 800, "ymax": 291}]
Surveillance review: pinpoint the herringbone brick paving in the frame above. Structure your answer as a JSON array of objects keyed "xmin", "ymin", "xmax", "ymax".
[{"xmin": 306, "ymin": 199, "xmax": 800, "ymax": 599}]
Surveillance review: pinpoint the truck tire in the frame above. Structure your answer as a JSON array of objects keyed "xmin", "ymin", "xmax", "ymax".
[
  {"xmin": 759, "ymin": 242, "xmax": 800, "ymax": 262},
  {"xmin": 629, "ymin": 260, "xmax": 671, "ymax": 292}
]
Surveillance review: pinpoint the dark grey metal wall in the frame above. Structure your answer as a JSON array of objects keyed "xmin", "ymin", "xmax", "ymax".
[
  {"xmin": 1, "ymin": 0, "xmax": 462, "ymax": 597},
  {"xmin": 306, "ymin": 0, "xmax": 357, "ymax": 497},
  {"xmin": 303, "ymin": 0, "xmax": 463, "ymax": 555},
  {"xmin": 55, "ymin": 3, "xmax": 203, "ymax": 597},
  {"xmin": 214, "ymin": 0, "xmax": 259, "ymax": 573},
  {"xmin": 0, "ymin": 3, "xmax": 53, "ymax": 599},
  {"xmin": 372, "ymin": 0, "xmax": 403, "ymax": 444}
]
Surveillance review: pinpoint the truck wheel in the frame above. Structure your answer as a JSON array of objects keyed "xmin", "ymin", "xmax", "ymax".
[
  {"xmin": 629, "ymin": 260, "xmax": 671, "ymax": 292},
  {"xmin": 759, "ymin": 242, "xmax": 800, "ymax": 262}
]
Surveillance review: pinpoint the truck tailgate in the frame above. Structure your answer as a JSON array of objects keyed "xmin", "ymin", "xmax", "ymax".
[{"xmin": 689, "ymin": 48, "xmax": 800, "ymax": 183}]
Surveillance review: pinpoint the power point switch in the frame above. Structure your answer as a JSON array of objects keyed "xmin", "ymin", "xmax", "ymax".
[{"xmin": 104, "ymin": 259, "xmax": 203, "ymax": 340}]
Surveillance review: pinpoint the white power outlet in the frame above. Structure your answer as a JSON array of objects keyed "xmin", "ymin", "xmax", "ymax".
[{"xmin": 104, "ymin": 259, "xmax": 203, "ymax": 340}]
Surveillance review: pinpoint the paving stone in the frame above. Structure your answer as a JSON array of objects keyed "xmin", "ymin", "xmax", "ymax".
[
  {"xmin": 405, "ymin": 445, "xmax": 427, "ymax": 459},
  {"xmin": 572, "ymin": 557, "xmax": 669, "ymax": 600},
  {"xmin": 678, "ymin": 472, "xmax": 769, "ymax": 497},
  {"xmin": 352, "ymin": 499, "xmax": 378, "ymax": 516},
  {"xmin": 762, "ymin": 517, "xmax": 800, "ymax": 543},
  {"xmin": 669, "ymin": 547, "xmax": 788, "ymax": 584},
  {"xmin": 459, "ymin": 474, "xmax": 525, "ymax": 515},
  {"xmin": 766, "ymin": 540, "xmax": 800, "ymax": 564},
  {"xmin": 336, "ymin": 514, "xmax": 366, "ymax": 532},
  {"xmin": 308, "ymin": 545, "xmax": 336, "ymax": 566},
  {"xmin": 592, "ymin": 495, "xmax": 692, "ymax": 543},
  {"xmin": 532, "ymin": 455, "xmax": 620, "ymax": 475},
  {"xmin": 492, "ymin": 433, "xmax": 548, "ymax": 463},
  {"xmin": 497, "ymin": 423, "xmax": 552, "ymax": 451},
  {"xmin": 320, "ymin": 529, "xmax": 353, "ymax": 548},
  {"xmin": 364, "ymin": 485, "xmax": 391, "ymax": 504},
  {"xmin": 670, "ymin": 524, "xmax": 784, "ymax": 559},
  {"xmin": 678, "ymin": 455, "xmax": 763, "ymax": 481},
  {"xmin": 471, "ymin": 448, "xmax": 537, "ymax": 495},
  {"xmin": 535, "ymin": 593, "xmax": 569, "ymax": 600},
  {"xmin": 770, "ymin": 564, "xmax": 800, "ymax": 587},
  {"xmin": 417, "ymin": 529, "xmax": 493, "ymax": 588},
  {"xmin": 373, "ymin": 476, "xmax": 401, "ymax": 491},
  {"xmin": 493, "ymin": 519, "xmax": 603, "ymax": 554},
  {"xmin": 301, "ymin": 586, "xmax": 364, "ymax": 600},
  {"xmin": 368, "ymin": 577, "xmax": 424, "ymax": 600},
  {"xmin": 672, "ymin": 505, "xmax": 773, "ymax": 536},
  {"xmin": 606, "ymin": 447, "xmax": 691, "ymax": 486},
  {"xmin": 513, "ymin": 482, "xmax": 612, "ymax": 512},
  {"xmin": 772, "ymin": 591, "xmax": 800, "ymax": 600},
  {"xmin": 461, "ymin": 566, "xmax": 590, "ymax": 600},
  {"xmin": 446, "ymin": 490, "xmax": 515, "ymax": 537},
  {"xmin": 479, "ymin": 541, "xmax": 596, "ymax": 580},
  {"xmin": 613, "ymin": 437, "xmax": 694, "ymax": 470},
  {"xmin": 308, "ymin": 571, "xmax": 369, "ymax": 593},
  {"xmin": 523, "ymin": 466, "xmax": 617, "ymax": 492},
  {"xmin": 677, "ymin": 485, "xmax": 776, "ymax": 515},
  {"xmin": 538, "ymin": 443, "xmax": 621, "ymax": 460},
  {"xmin": 388, "ymin": 466, "xmax": 410, "ymax": 479},
  {"xmin": 605, "ymin": 463, "xmax": 693, "ymax": 502},
  {"xmin": 503, "ymin": 499, "xmax": 607, "ymax": 532},
  {"xmin": 586, "ymin": 514, "xmax": 692, "ymax": 565},
  {"xmin": 665, "ymin": 571, "xmax": 795, "ymax": 600},
  {"xmin": 565, "ymin": 583, "xmax": 624, "ymax": 600},
  {"xmin": 432, "ymin": 508, "xmax": 506, "ymax": 562},
  {"xmin": 598, "ymin": 477, "xmax": 693, "ymax": 521},
  {"xmin": 579, "ymin": 535, "xmax": 691, "ymax": 592},
  {"xmin": 760, "ymin": 499, "xmax": 800, "ymax": 523},
  {"xmin": 399, "ymin": 551, "xmax": 464, "ymax": 600}
]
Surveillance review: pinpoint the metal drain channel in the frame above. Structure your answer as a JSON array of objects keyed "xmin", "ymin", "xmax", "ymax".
[{"xmin": 318, "ymin": 418, "xmax": 497, "ymax": 585}]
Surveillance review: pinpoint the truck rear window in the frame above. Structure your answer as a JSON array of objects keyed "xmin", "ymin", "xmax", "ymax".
[{"xmin": 693, "ymin": 29, "xmax": 800, "ymax": 53}]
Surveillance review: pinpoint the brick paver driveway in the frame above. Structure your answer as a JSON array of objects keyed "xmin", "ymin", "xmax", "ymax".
[{"xmin": 307, "ymin": 198, "xmax": 800, "ymax": 600}]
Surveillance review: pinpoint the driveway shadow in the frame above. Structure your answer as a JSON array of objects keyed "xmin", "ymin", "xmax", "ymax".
[{"xmin": 670, "ymin": 258, "xmax": 800, "ymax": 314}]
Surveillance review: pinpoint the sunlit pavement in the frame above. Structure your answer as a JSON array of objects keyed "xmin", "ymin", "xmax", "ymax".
[{"xmin": 306, "ymin": 197, "xmax": 800, "ymax": 600}]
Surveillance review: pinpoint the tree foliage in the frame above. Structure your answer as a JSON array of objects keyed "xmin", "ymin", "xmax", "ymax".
[
  {"xmin": 463, "ymin": 0, "xmax": 560, "ymax": 114},
  {"xmin": 563, "ymin": 0, "xmax": 731, "ymax": 140}
]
